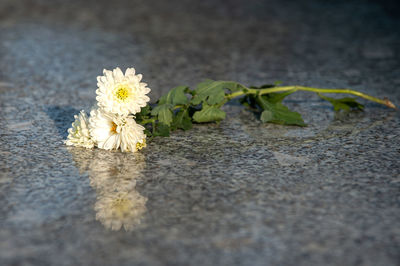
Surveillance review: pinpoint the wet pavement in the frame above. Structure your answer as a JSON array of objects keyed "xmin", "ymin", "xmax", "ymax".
[{"xmin": 0, "ymin": 0, "xmax": 399, "ymax": 265}]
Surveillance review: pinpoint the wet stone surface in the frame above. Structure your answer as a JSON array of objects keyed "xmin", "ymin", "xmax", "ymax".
[{"xmin": 0, "ymin": 0, "xmax": 400, "ymax": 265}]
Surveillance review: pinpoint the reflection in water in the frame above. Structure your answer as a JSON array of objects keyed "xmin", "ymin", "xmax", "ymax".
[
  {"xmin": 68, "ymin": 147, "xmax": 147, "ymax": 231},
  {"xmin": 95, "ymin": 190, "xmax": 147, "ymax": 231}
]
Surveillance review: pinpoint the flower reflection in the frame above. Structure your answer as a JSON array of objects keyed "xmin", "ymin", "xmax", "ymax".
[
  {"xmin": 95, "ymin": 190, "xmax": 147, "ymax": 231},
  {"xmin": 68, "ymin": 147, "xmax": 147, "ymax": 231}
]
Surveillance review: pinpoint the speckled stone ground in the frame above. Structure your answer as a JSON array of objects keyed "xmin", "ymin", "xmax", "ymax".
[{"xmin": 0, "ymin": 0, "xmax": 399, "ymax": 265}]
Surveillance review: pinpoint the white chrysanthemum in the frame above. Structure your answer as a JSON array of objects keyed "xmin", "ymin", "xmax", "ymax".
[
  {"xmin": 89, "ymin": 108, "xmax": 147, "ymax": 152},
  {"xmin": 96, "ymin": 67, "xmax": 150, "ymax": 115},
  {"xmin": 64, "ymin": 110, "xmax": 95, "ymax": 149},
  {"xmin": 95, "ymin": 191, "xmax": 147, "ymax": 231}
]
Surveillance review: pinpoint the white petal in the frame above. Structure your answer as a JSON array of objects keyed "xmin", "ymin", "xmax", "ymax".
[
  {"xmin": 125, "ymin": 67, "xmax": 136, "ymax": 76},
  {"xmin": 113, "ymin": 67, "xmax": 124, "ymax": 81}
]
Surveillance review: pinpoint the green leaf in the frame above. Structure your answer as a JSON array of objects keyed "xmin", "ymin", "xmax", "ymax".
[
  {"xmin": 159, "ymin": 86, "xmax": 189, "ymax": 105},
  {"xmin": 191, "ymin": 80, "xmax": 246, "ymax": 105},
  {"xmin": 260, "ymin": 110, "xmax": 274, "ymax": 122},
  {"xmin": 191, "ymin": 80, "xmax": 224, "ymax": 105},
  {"xmin": 222, "ymin": 82, "xmax": 247, "ymax": 93},
  {"xmin": 151, "ymin": 104, "xmax": 173, "ymax": 126},
  {"xmin": 153, "ymin": 123, "xmax": 170, "ymax": 137},
  {"xmin": 257, "ymin": 96, "xmax": 306, "ymax": 126},
  {"xmin": 263, "ymin": 90, "xmax": 296, "ymax": 103},
  {"xmin": 193, "ymin": 103, "xmax": 226, "ymax": 123},
  {"xmin": 172, "ymin": 109, "xmax": 192, "ymax": 130},
  {"xmin": 135, "ymin": 105, "xmax": 151, "ymax": 121},
  {"xmin": 258, "ymin": 84, "xmax": 276, "ymax": 89},
  {"xmin": 144, "ymin": 128, "xmax": 152, "ymax": 137},
  {"xmin": 139, "ymin": 105, "xmax": 151, "ymax": 115},
  {"xmin": 319, "ymin": 94, "xmax": 364, "ymax": 112}
]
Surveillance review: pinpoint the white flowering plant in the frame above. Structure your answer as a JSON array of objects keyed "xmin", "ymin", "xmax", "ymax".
[
  {"xmin": 65, "ymin": 67, "xmax": 149, "ymax": 152},
  {"xmin": 66, "ymin": 67, "xmax": 396, "ymax": 152}
]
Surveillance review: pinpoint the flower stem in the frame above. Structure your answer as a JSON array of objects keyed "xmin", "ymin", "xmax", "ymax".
[
  {"xmin": 226, "ymin": 85, "xmax": 396, "ymax": 109},
  {"xmin": 173, "ymin": 105, "xmax": 185, "ymax": 110},
  {"xmin": 138, "ymin": 118, "xmax": 156, "ymax": 125}
]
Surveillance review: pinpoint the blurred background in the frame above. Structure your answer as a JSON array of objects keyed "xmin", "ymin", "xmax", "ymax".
[{"xmin": 1, "ymin": 0, "xmax": 399, "ymax": 101}]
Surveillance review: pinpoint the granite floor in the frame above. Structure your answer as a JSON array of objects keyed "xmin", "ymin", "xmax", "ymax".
[{"xmin": 0, "ymin": 0, "xmax": 399, "ymax": 265}]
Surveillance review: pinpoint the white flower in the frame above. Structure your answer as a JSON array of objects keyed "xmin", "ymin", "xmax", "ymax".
[
  {"xmin": 95, "ymin": 191, "xmax": 147, "ymax": 231},
  {"xmin": 89, "ymin": 108, "xmax": 147, "ymax": 152},
  {"xmin": 64, "ymin": 110, "xmax": 95, "ymax": 149},
  {"xmin": 96, "ymin": 67, "xmax": 151, "ymax": 116}
]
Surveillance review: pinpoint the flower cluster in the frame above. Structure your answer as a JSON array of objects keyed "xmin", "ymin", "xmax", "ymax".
[
  {"xmin": 66, "ymin": 67, "xmax": 396, "ymax": 152},
  {"xmin": 65, "ymin": 67, "xmax": 150, "ymax": 152}
]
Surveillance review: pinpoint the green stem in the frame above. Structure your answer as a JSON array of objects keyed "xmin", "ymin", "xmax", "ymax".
[
  {"xmin": 138, "ymin": 118, "xmax": 156, "ymax": 126},
  {"xmin": 152, "ymin": 120, "xmax": 156, "ymax": 135},
  {"xmin": 226, "ymin": 85, "xmax": 396, "ymax": 109},
  {"xmin": 173, "ymin": 105, "xmax": 184, "ymax": 110},
  {"xmin": 225, "ymin": 90, "xmax": 246, "ymax": 100}
]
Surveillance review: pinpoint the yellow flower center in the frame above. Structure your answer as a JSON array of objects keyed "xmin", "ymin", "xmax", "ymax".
[
  {"xmin": 115, "ymin": 85, "xmax": 130, "ymax": 101},
  {"xmin": 110, "ymin": 122, "xmax": 117, "ymax": 133},
  {"xmin": 111, "ymin": 197, "xmax": 131, "ymax": 218},
  {"xmin": 136, "ymin": 139, "xmax": 146, "ymax": 150}
]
